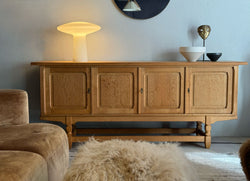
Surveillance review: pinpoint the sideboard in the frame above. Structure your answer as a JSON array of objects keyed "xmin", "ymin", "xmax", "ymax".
[{"xmin": 31, "ymin": 61, "xmax": 247, "ymax": 148}]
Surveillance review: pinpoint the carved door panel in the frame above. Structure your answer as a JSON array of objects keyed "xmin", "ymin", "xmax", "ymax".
[
  {"xmin": 186, "ymin": 67, "xmax": 233, "ymax": 114},
  {"xmin": 42, "ymin": 67, "xmax": 90, "ymax": 115},
  {"xmin": 92, "ymin": 67, "xmax": 137, "ymax": 114},
  {"xmin": 140, "ymin": 67, "xmax": 184, "ymax": 114}
]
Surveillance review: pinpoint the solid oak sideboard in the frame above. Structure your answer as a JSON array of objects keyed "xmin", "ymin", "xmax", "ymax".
[{"xmin": 31, "ymin": 61, "xmax": 247, "ymax": 148}]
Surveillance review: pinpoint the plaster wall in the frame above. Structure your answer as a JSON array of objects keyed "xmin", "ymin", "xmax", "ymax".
[{"xmin": 0, "ymin": 0, "xmax": 249, "ymax": 136}]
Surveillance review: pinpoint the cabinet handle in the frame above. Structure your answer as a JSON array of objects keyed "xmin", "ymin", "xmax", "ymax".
[
  {"xmin": 140, "ymin": 88, "xmax": 143, "ymax": 94},
  {"xmin": 187, "ymin": 88, "xmax": 190, "ymax": 93},
  {"xmin": 87, "ymin": 88, "xmax": 91, "ymax": 94}
]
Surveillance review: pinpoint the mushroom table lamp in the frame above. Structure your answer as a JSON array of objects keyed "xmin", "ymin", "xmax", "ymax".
[{"xmin": 57, "ymin": 22, "xmax": 101, "ymax": 62}]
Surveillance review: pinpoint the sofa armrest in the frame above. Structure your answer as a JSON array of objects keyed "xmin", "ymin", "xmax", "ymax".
[{"xmin": 0, "ymin": 89, "xmax": 29, "ymax": 126}]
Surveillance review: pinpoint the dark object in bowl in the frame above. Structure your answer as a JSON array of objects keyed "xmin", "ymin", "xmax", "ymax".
[{"xmin": 207, "ymin": 53, "xmax": 222, "ymax": 62}]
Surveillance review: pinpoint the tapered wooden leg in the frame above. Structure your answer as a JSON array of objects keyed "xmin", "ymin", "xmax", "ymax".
[
  {"xmin": 205, "ymin": 122, "xmax": 211, "ymax": 149},
  {"xmin": 66, "ymin": 117, "xmax": 73, "ymax": 149}
]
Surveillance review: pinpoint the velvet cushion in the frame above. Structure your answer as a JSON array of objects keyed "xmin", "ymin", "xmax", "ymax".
[
  {"xmin": 0, "ymin": 150, "xmax": 48, "ymax": 181},
  {"xmin": 0, "ymin": 89, "xmax": 29, "ymax": 126},
  {"xmin": 0, "ymin": 123, "xmax": 69, "ymax": 181}
]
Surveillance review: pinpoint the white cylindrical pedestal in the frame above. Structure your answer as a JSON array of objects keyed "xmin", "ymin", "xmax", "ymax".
[{"xmin": 73, "ymin": 35, "xmax": 87, "ymax": 62}]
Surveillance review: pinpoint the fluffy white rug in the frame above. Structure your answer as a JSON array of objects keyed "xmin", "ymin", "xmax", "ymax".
[
  {"xmin": 64, "ymin": 139, "xmax": 198, "ymax": 181},
  {"xmin": 185, "ymin": 151, "xmax": 246, "ymax": 181}
]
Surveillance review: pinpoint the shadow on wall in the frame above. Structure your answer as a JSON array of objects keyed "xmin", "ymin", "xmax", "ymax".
[
  {"xmin": 25, "ymin": 65, "xmax": 40, "ymax": 110},
  {"xmin": 25, "ymin": 65, "xmax": 42, "ymax": 123},
  {"xmin": 188, "ymin": 25, "xmax": 199, "ymax": 46},
  {"xmin": 237, "ymin": 57, "xmax": 250, "ymax": 136}
]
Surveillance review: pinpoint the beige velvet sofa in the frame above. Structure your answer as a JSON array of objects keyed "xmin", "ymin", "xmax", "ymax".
[{"xmin": 0, "ymin": 89, "xmax": 69, "ymax": 181}]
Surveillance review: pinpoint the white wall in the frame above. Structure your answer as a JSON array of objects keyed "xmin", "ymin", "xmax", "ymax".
[{"xmin": 0, "ymin": 0, "xmax": 249, "ymax": 136}]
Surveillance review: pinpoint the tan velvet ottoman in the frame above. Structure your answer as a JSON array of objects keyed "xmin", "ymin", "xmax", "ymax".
[{"xmin": 0, "ymin": 151, "xmax": 48, "ymax": 181}]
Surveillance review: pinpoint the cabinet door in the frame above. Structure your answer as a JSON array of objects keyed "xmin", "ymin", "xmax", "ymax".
[
  {"xmin": 140, "ymin": 67, "xmax": 184, "ymax": 114},
  {"xmin": 42, "ymin": 67, "xmax": 90, "ymax": 115},
  {"xmin": 92, "ymin": 67, "xmax": 137, "ymax": 114},
  {"xmin": 186, "ymin": 67, "xmax": 233, "ymax": 114}
]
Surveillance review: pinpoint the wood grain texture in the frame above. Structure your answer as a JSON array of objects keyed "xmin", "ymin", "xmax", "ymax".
[
  {"xmin": 32, "ymin": 61, "xmax": 246, "ymax": 148},
  {"xmin": 31, "ymin": 61, "xmax": 248, "ymax": 66},
  {"xmin": 232, "ymin": 66, "xmax": 238, "ymax": 115},
  {"xmin": 92, "ymin": 67, "xmax": 137, "ymax": 114},
  {"xmin": 205, "ymin": 117, "xmax": 212, "ymax": 149},
  {"xmin": 140, "ymin": 67, "xmax": 184, "ymax": 113},
  {"xmin": 66, "ymin": 116, "xmax": 206, "ymax": 123},
  {"xmin": 43, "ymin": 67, "xmax": 90, "ymax": 115},
  {"xmin": 66, "ymin": 117, "xmax": 73, "ymax": 149},
  {"xmin": 71, "ymin": 135, "xmax": 205, "ymax": 142},
  {"xmin": 187, "ymin": 67, "xmax": 233, "ymax": 114},
  {"xmin": 75, "ymin": 128, "xmax": 197, "ymax": 135},
  {"xmin": 40, "ymin": 66, "xmax": 47, "ymax": 116}
]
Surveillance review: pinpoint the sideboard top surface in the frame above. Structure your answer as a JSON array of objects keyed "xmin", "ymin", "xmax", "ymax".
[{"xmin": 31, "ymin": 61, "xmax": 248, "ymax": 66}]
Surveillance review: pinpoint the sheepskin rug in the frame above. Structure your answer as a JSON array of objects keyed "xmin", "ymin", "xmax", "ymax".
[{"xmin": 64, "ymin": 139, "xmax": 198, "ymax": 181}]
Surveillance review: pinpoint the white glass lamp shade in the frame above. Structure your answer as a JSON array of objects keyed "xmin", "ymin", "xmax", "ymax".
[
  {"xmin": 57, "ymin": 22, "xmax": 101, "ymax": 62},
  {"xmin": 123, "ymin": 0, "xmax": 141, "ymax": 11}
]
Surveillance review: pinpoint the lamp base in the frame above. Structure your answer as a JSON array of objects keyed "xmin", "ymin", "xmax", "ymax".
[{"xmin": 73, "ymin": 35, "xmax": 88, "ymax": 62}]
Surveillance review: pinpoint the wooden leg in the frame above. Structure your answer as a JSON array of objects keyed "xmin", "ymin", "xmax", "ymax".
[
  {"xmin": 196, "ymin": 122, "xmax": 203, "ymax": 135},
  {"xmin": 66, "ymin": 117, "xmax": 73, "ymax": 149},
  {"xmin": 205, "ymin": 122, "xmax": 211, "ymax": 149}
]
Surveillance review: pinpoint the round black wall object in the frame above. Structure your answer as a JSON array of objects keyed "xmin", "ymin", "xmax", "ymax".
[{"xmin": 113, "ymin": 0, "xmax": 170, "ymax": 20}]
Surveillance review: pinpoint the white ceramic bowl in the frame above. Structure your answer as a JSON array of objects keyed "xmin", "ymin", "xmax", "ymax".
[{"xmin": 179, "ymin": 47, "xmax": 206, "ymax": 62}]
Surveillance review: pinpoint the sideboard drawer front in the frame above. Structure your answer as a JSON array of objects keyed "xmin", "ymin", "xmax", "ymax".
[
  {"xmin": 140, "ymin": 67, "xmax": 184, "ymax": 114},
  {"xmin": 187, "ymin": 67, "xmax": 233, "ymax": 114},
  {"xmin": 43, "ymin": 67, "xmax": 91, "ymax": 115},
  {"xmin": 92, "ymin": 67, "xmax": 138, "ymax": 114}
]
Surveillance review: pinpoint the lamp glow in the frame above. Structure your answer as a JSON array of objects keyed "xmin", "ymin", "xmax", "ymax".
[
  {"xmin": 57, "ymin": 22, "xmax": 101, "ymax": 62},
  {"xmin": 123, "ymin": 0, "xmax": 141, "ymax": 11}
]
